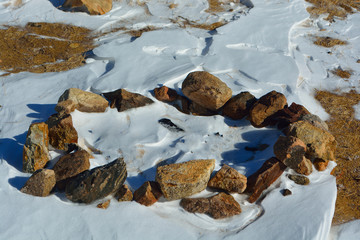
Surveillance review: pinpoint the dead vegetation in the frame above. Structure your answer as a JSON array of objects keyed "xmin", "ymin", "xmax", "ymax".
[
  {"xmin": 315, "ymin": 90, "xmax": 360, "ymax": 225},
  {"xmin": 0, "ymin": 22, "xmax": 94, "ymax": 75},
  {"xmin": 170, "ymin": 17, "xmax": 227, "ymax": 31},
  {"xmin": 332, "ymin": 68, "xmax": 352, "ymax": 79},
  {"xmin": 313, "ymin": 36, "xmax": 347, "ymax": 47},
  {"xmin": 305, "ymin": 0, "xmax": 360, "ymax": 21}
]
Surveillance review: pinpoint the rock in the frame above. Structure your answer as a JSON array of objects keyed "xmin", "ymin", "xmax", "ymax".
[
  {"xmin": 46, "ymin": 114, "xmax": 78, "ymax": 151},
  {"xmin": 295, "ymin": 157, "xmax": 313, "ymax": 176},
  {"xmin": 222, "ymin": 91, "xmax": 257, "ymax": 120},
  {"xmin": 314, "ymin": 158, "xmax": 329, "ymax": 171},
  {"xmin": 273, "ymin": 136, "xmax": 307, "ymax": 170},
  {"xmin": 288, "ymin": 174, "xmax": 310, "ymax": 185},
  {"xmin": 180, "ymin": 192, "xmax": 241, "ymax": 219},
  {"xmin": 156, "ymin": 159, "xmax": 215, "ymax": 200},
  {"xmin": 208, "ymin": 164, "xmax": 247, "ymax": 194},
  {"xmin": 188, "ymin": 101, "xmax": 218, "ymax": 116},
  {"xmin": 21, "ymin": 169, "xmax": 56, "ymax": 197},
  {"xmin": 158, "ymin": 118, "xmax": 184, "ymax": 132},
  {"xmin": 65, "ymin": 158, "xmax": 127, "ymax": 203},
  {"xmin": 97, "ymin": 199, "xmax": 111, "ymax": 209},
  {"xmin": 114, "ymin": 184, "xmax": 133, "ymax": 202},
  {"xmin": 23, "ymin": 122, "xmax": 50, "ymax": 173},
  {"xmin": 154, "ymin": 86, "xmax": 179, "ymax": 102},
  {"xmin": 269, "ymin": 102, "xmax": 310, "ymax": 129},
  {"xmin": 299, "ymin": 114, "xmax": 329, "ymax": 131},
  {"xmin": 282, "ymin": 189, "xmax": 292, "ymax": 196},
  {"xmin": 246, "ymin": 157, "xmax": 287, "ymax": 203},
  {"xmin": 285, "ymin": 121, "xmax": 336, "ymax": 162},
  {"xmin": 133, "ymin": 181, "xmax": 162, "ymax": 206},
  {"xmin": 103, "ymin": 89, "xmax": 154, "ymax": 112},
  {"xmin": 63, "ymin": 0, "xmax": 112, "ymax": 15},
  {"xmin": 248, "ymin": 90, "xmax": 287, "ymax": 128},
  {"xmin": 181, "ymin": 71, "xmax": 232, "ymax": 111},
  {"xmin": 56, "ymin": 88, "xmax": 108, "ymax": 114}
]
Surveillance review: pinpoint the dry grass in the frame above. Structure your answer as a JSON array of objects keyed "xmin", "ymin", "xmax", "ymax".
[
  {"xmin": 170, "ymin": 17, "xmax": 226, "ymax": 31},
  {"xmin": 206, "ymin": 0, "xmax": 238, "ymax": 13},
  {"xmin": 332, "ymin": 68, "xmax": 352, "ymax": 79},
  {"xmin": 313, "ymin": 36, "xmax": 347, "ymax": 47},
  {"xmin": 315, "ymin": 90, "xmax": 360, "ymax": 225},
  {"xmin": 0, "ymin": 22, "xmax": 94, "ymax": 74},
  {"xmin": 305, "ymin": 0, "xmax": 360, "ymax": 21}
]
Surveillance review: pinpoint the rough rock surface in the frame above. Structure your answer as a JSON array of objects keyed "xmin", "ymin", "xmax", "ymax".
[
  {"xmin": 246, "ymin": 157, "xmax": 287, "ymax": 203},
  {"xmin": 299, "ymin": 114, "xmax": 329, "ymax": 131},
  {"xmin": 97, "ymin": 199, "xmax": 111, "ymax": 209},
  {"xmin": 133, "ymin": 181, "xmax": 162, "ymax": 206},
  {"xmin": 181, "ymin": 71, "xmax": 232, "ymax": 111},
  {"xmin": 295, "ymin": 157, "xmax": 313, "ymax": 176},
  {"xmin": 154, "ymin": 86, "xmax": 179, "ymax": 102},
  {"xmin": 288, "ymin": 174, "xmax": 310, "ymax": 185},
  {"xmin": 63, "ymin": 0, "xmax": 112, "ymax": 15},
  {"xmin": 248, "ymin": 90, "xmax": 287, "ymax": 128},
  {"xmin": 114, "ymin": 184, "xmax": 133, "ymax": 202},
  {"xmin": 314, "ymin": 158, "xmax": 329, "ymax": 171},
  {"xmin": 156, "ymin": 159, "xmax": 215, "ymax": 200},
  {"xmin": 188, "ymin": 101, "xmax": 218, "ymax": 116},
  {"xmin": 208, "ymin": 164, "xmax": 247, "ymax": 193},
  {"xmin": 23, "ymin": 122, "xmax": 50, "ymax": 173},
  {"xmin": 21, "ymin": 169, "xmax": 56, "ymax": 197},
  {"xmin": 46, "ymin": 113, "xmax": 78, "ymax": 151},
  {"xmin": 273, "ymin": 136, "xmax": 307, "ymax": 170},
  {"xmin": 180, "ymin": 192, "xmax": 241, "ymax": 219},
  {"xmin": 56, "ymin": 88, "xmax": 108, "ymax": 114},
  {"xmin": 103, "ymin": 89, "xmax": 154, "ymax": 112},
  {"xmin": 222, "ymin": 91, "xmax": 257, "ymax": 120},
  {"xmin": 65, "ymin": 158, "xmax": 127, "ymax": 203},
  {"xmin": 269, "ymin": 102, "xmax": 310, "ymax": 129}
]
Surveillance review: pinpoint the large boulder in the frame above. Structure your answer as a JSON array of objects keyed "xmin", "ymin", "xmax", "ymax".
[
  {"xmin": 222, "ymin": 91, "xmax": 257, "ymax": 120},
  {"xmin": 23, "ymin": 122, "xmax": 50, "ymax": 173},
  {"xmin": 181, "ymin": 71, "xmax": 232, "ymax": 111},
  {"xmin": 156, "ymin": 159, "xmax": 215, "ymax": 200},
  {"xmin": 63, "ymin": 0, "xmax": 112, "ymax": 15},
  {"xmin": 21, "ymin": 169, "xmax": 56, "ymax": 197},
  {"xmin": 133, "ymin": 181, "xmax": 162, "ymax": 206},
  {"xmin": 65, "ymin": 158, "xmax": 127, "ymax": 203},
  {"xmin": 46, "ymin": 114, "xmax": 78, "ymax": 151},
  {"xmin": 208, "ymin": 164, "xmax": 247, "ymax": 194},
  {"xmin": 103, "ymin": 89, "xmax": 154, "ymax": 112}
]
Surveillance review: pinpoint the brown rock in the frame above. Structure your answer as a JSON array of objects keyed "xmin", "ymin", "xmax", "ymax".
[
  {"xmin": 46, "ymin": 114, "xmax": 78, "ymax": 151},
  {"xmin": 63, "ymin": 0, "xmax": 112, "ymax": 15},
  {"xmin": 288, "ymin": 174, "xmax": 310, "ymax": 185},
  {"xmin": 273, "ymin": 136, "xmax": 307, "ymax": 170},
  {"xmin": 269, "ymin": 102, "xmax": 310, "ymax": 129},
  {"xmin": 181, "ymin": 71, "xmax": 232, "ymax": 111},
  {"xmin": 103, "ymin": 89, "xmax": 154, "ymax": 112},
  {"xmin": 156, "ymin": 159, "xmax": 215, "ymax": 200},
  {"xmin": 295, "ymin": 157, "xmax": 313, "ymax": 176},
  {"xmin": 23, "ymin": 122, "xmax": 50, "ymax": 173},
  {"xmin": 56, "ymin": 88, "xmax": 108, "ymax": 114},
  {"xmin": 21, "ymin": 169, "xmax": 56, "ymax": 197},
  {"xmin": 114, "ymin": 184, "xmax": 133, "ymax": 202},
  {"xmin": 188, "ymin": 101, "xmax": 218, "ymax": 116},
  {"xmin": 154, "ymin": 86, "xmax": 179, "ymax": 102},
  {"xmin": 246, "ymin": 157, "xmax": 287, "ymax": 203},
  {"xmin": 248, "ymin": 90, "xmax": 287, "ymax": 128},
  {"xmin": 299, "ymin": 114, "xmax": 329, "ymax": 131},
  {"xmin": 180, "ymin": 192, "xmax": 241, "ymax": 219},
  {"xmin": 208, "ymin": 164, "xmax": 247, "ymax": 194},
  {"xmin": 314, "ymin": 158, "xmax": 329, "ymax": 171},
  {"xmin": 222, "ymin": 91, "xmax": 257, "ymax": 120},
  {"xmin": 133, "ymin": 181, "xmax": 162, "ymax": 206},
  {"xmin": 97, "ymin": 199, "xmax": 111, "ymax": 209},
  {"xmin": 282, "ymin": 189, "xmax": 292, "ymax": 196}
]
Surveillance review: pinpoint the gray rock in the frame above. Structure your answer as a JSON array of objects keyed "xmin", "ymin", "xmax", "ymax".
[{"xmin": 21, "ymin": 169, "xmax": 56, "ymax": 197}]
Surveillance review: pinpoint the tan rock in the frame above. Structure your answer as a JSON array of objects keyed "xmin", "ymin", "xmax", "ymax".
[
  {"xmin": 273, "ymin": 136, "xmax": 307, "ymax": 170},
  {"xmin": 222, "ymin": 91, "xmax": 257, "ymax": 120},
  {"xmin": 156, "ymin": 159, "xmax": 215, "ymax": 200},
  {"xmin": 21, "ymin": 169, "xmax": 56, "ymax": 197},
  {"xmin": 133, "ymin": 181, "xmax": 162, "ymax": 206},
  {"xmin": 46, "ymin": 114, "xmax": 78, "ymax": 151},
  {"xmin": 114, "ymin": 184, "xmax": 133, "ymax": 202},
  {"xmin": 154, "ymin": 86, "xmax": 179, "ymax": 102},
  {"xmin": 63, "ymin": 0, "xmax": 112, "ymax": 15},
  {"xmin": 208, "ymin": 164, "xmax": 247, "ymax": 193},
  {"xmin": 103, "ymin": 89, "xmax": 154, "ymax": 112},
  {"xmin": 314, "ymin": 158, "xmax": 329, "ymax": 171},
  {"xmin": 97, "ymin": 199, "xmax": 111, "ymax": 209}
]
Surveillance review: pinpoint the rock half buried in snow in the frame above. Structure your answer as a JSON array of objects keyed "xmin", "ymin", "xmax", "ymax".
[
  {"xmin": 103, "ymin": 89, "xmax": 154, "ymax": 112},
  {"xmin": 222, "ymin": 91, "xmax": 257, "ymax": 120},
  {"xmin": 156, "ymin": 159, "xmax": 215, "ymax": 200},
  {"xmin": 158, "ymin": 118, "xmax": 184, "ymax": 132},
  {"xmin": 23, "ymin": 122, "xmax": 50, "ymax": 173},
  {"xmin": 65, "ymin": 158, "xmax": 127, "ymax": 203},
  {"xmin": 288, "ymin": 174, "xmax": 310, "ymax": 185},
  {"xmin": 181, "ymin": 71, "xmax": 232, "ymax": 111},
  {"xmin": 154, "ymin": 86, "xmax": 179, "ymax": 102},
  {"xmin": 180, "ymin": 192, "xmax": 241, "ymax": 219},
  {"xmin": 21, "ymin": 169, "xmax": 56, "ymax": 197},
  {"xmin": 133, "ymin": 181, "xmax": 162, "ymax": 206},
  {"xmin": 208, "ymin": 164, "xmax": 247, "ymax": 194},
  {"xmin": 63, "ymin": 0, "xmax": 112, "ymax": 15}
]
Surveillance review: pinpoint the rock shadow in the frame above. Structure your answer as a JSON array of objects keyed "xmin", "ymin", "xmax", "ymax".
[
  {"xmin": 26, "ymin": 103, "xmax": 56, "ymax": 123},
  {"xmin": 8, "ymin": 176, "xmax": 28, "ymax": 190},
  {"xmin": 0, "ymin": 131, "xmax": 28, "ymax": 171},
  {"xmin": 48, "ymin": 0, "xmax": 66, "ymax": 9}
]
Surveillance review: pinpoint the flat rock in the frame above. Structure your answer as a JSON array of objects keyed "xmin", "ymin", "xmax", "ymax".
[
  {"xmin": 133, "ymin": 181, "xmax": 162, "ymax": 206},
  {"xmin": 154, "ymin": 86, "xmax": 179, "ymax": 102},
  {"xmin": 114, "ymin": 184, "xmax": 133, "ymax": 202},
  {"xmin": 23, "ymin": 122, "xmax": 50, "ymax": 173},
  {"xmin": 180, "ymin": 192, "xmax": 241, "ymax": 219},
  {"xmin": 21, "ymin": 169, "xmax": 56, "ymax": 197},
  {"xmin": 63, "ymin": 0, "xmax": 112, "ymax": 15},
  {"xmin": 181, "ymin": 71, "xmax": 232, "ymax": 111},
  {"xmin": 288, "ymin": 174, "xmax": 310, "ymax": 185},
  {"xmin": 65, "ymin": 158, "xmax": 127, "ymax": 203},
  {"xmin": 222, "ymin": 91, "xmax": 257, "ymax": 120},
  {"xmin": 103, "ymin": 89, "xmax": 154, "ymax": 112},
  {"xmin": 208, "ymin": 164, "xmax": 247, "ymax": 193},
  {"xmin": 156, "ymin": 159, "xmax": 215, "ymax": 200}
]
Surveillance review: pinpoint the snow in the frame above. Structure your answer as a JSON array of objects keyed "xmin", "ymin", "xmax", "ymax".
[{"xmin": 0, "ymin": 0, "xmax": 359, "ymax": 239}]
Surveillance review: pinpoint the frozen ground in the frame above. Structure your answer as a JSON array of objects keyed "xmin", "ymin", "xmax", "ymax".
[{"xmin": 0, "ymin": 0, "xmax": 359, "ymax": 239}]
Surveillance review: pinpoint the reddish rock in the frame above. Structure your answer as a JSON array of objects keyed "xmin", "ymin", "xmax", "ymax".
[
  {"xmin": 246, "ymin": 157, "xmax": 287, "ymax": 203},
  {"xmin": 97, "ymin": 199, "xmax": 111, "ymax": 209},
  {"xmin": 63, "ymin": 0, "xmax": 112, "ymax": 15},
  {"xmin": 115, "ymin": 184, "xmax": 133, "ymax": 202},
  {"xmin": 103, "ymin": 89, "xmax": 154, "ymax": 112},
  {"xmin": 154, "ymin": 86, "xmax": 179, "ymax": 102},
  {"xmin": 180, "ymin": 192, "xmax": 241, "ymax": 219},
  {"xmin": 23, "ymin": 122, "xmax": 50, "ymax": 173},
  {"xmin": 268, "ymin": 102, "xmax": 310, "ymax": 129},
  {"xmin": 133, "ymin": 181, "xmax": 162, "ymax": 206},
  {"xmin": 248, "ymin": 91, "xmax": 287, "ymax": 128},
  {"xmin": 46, "ymin": 114, "xmax": 78, "ymax": 151},
  {"xmin": 273, "ymin": 136, "xmax": 307, "ymax": 170},
  {"xmin": 222, "ymin": 92, "xmax": 257, "ymax": 120},
  {"xmin": 21, "ymin": 169, "xmax": 56, "ymax": 197},
  {"xmin": 208, "ymin": 164, "xmax": 247, "ymax": 194},
  {"xmin": 314, "ymin": 158, "xmax": 329, "ymax": 171}
]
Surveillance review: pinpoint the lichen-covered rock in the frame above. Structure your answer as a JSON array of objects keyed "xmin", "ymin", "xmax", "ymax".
[
  {"xmin": 103, "ymin": 89, "xmax": 154, "ymax": 112},
  {"xmin": 180, "ymin": 192, "xmax": 241, "ymax": 219},
  {"xmin": 114, "ymin": 184, "xmax": 133, "ymax": 202},
  {"xmin": 154, "ymin": 86, "xmax": 179, "ymax": 102},
  {"xmin": 288, "ymin": 174, "xmax": 310, "ymax": 185},
  {"xmin": 222, "ymin": 92, "xmax": 257, "ymax": 120},
  {"xmin": 21, "ymin": 169, "xmax": 56, "ymax": 197},
  {"xmin": 23, "ymin": 122, "xmax": 50, "ymax": 173},
  {"xmin": 156, "ymin": 159, "xmax": 215, "ymax": 200},
  {"xmin": 63, "ymin": 0, "xmax": 112, "ymax": 15},
  {"xmin": 65, "ymin": 158, "xmax": 127, "ymax": 203},
  {"xmin": 181, "ymin": 71, "xmax": 232, "ymax": 111},
  {"xmin": 208, "ymin": 164, "xmax": 247, "ymax": 193},
  {"xmin": 133, "ymin": 181, "xmax": 162, "ymax": 206}
]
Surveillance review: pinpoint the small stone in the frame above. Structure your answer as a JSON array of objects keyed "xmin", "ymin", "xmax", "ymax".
[
  {"xmin": 133, "ymin": 181, "xmax": 162, "ymax": 206},
  {"xmin": 222, "ymin": 91, "xmax": 257, "ymax": 120},
  {"xmin": 182, "ymin": 71, "xmax": 232, "ymax": 111},
  {"xmin": 158, "ymin": 118, "xmax": 184, "ymax": 132},
  {"xmin": 97, "ymin": 199, "xmax": 111, "ymax": 209},
  {"xmin": 180, "ymin": 192, "xmax": 241, "ymax": 219},
  {"xmin": 288, "ymin": 174, "xmax": 310, "ymax": 185},
  {"xmin": 63, "ymin": 0, "xmax": 112, "ymax": 15},
  {"xmin": 21, "ymin": 169, "xmax": 56, "ymax": 197},
  {"xmin": 156, "ymin": 159, "xmax": 215, "ymax": 200},
  {"xmin": 114, "ymin": 184, "xmax": 133, "ymax": 202},
  {"xmin": 273, "ymin": 136, "xmax": 307, "ymax": 170},
  {"xmin": 314, "ymin": 158, "xmax": 329, "ymax": 171},
  {"xmin": 154, "ymin": 86, "xmax": 179, "ymax": 102},
  {"xmin": 208, "ymin": 164, "xmax": 247, "ymax": 194},
  {"xmin": 103, "ymin": 89, "xmax": 154, "ymax": 112},
  {"xmin": 282, "ymin": 189, "xmax": 292, "ymax": 196},
  {"xmin": 46, "ymin": 114, "xmax": 78, "ymax": 151},
  {"xmin": 188, "ymin": 101, "xmax": 218, "ymax": 116},
  {"xmin": 23, "ymin": 122, "xmax": 50, "ymax": 173}
]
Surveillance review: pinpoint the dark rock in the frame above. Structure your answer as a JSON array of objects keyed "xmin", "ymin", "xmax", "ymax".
[
  {"xmin": 208, "ymin": 164, "xmax": 247, "ymax": 194},
  {"xmin": 133, "ymin": 181, "xmax": 162, "ymax": 206},
  {"xmin": 268, "ymin": 102, "xmax": 310, "ymax": 129},
  {"xmin": 288, "ymin": 174, "xmax": 310, "ymax": 185},
  {"xmin": 222, "ymin": 91, "xmax": 257, "ymax": 120},
  {"xmin": 273, "ymin": 136, "xmax": 307, "ymax": 170},
  {"xmin": 21, "ymin": 169, "xmax": 56, "ymax": 197},
  {"xmin": 158, "ymin": 118, "xmax": 184, "ymax": 132},
  {"xmin": 188, "ymin": 101, "xmax": 218, "ymax": 116},
  {"xmin": 114, "ymin": 184, "xmax": 133, "ymax": 202},
  {"xmin": 97, "ymin": 199, "xmax": 111, "ymax": 209},
  {"xmin": 154, "ymin": 86, "xmax": 179, "ymax": 102},
  {"xmin": 282, "ymin": 189, "xmax": 292, "ymax": 196},
  {"xmin": 103, "ymin": 89, "xmax": 154, "ymax": 112}
]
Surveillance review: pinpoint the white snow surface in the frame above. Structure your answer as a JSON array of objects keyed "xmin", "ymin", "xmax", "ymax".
[{"xmin": 0, "ymin": 0, "xmax": 359, "ymax": 239}]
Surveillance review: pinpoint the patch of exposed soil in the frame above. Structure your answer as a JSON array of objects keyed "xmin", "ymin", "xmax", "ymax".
[{"xmin": 306, "ymin": 0, "xmax": 360, "ymax": 21}]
